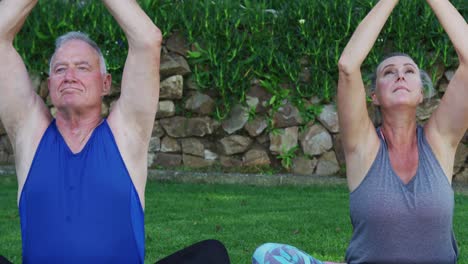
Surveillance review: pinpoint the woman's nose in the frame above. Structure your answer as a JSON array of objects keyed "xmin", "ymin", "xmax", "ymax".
[{"xmin": 396, "ymin": 70, "xmax": 405, "ymax": 81}]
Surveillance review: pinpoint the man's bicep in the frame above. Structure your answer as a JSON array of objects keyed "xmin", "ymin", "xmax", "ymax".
[
  {"xmin": 118, "ymin": 49, "xmax": 160, "ymax": 122},
  {"xmin": 0, "ymin": 46, "xmax": 45, "ymax": 136}
]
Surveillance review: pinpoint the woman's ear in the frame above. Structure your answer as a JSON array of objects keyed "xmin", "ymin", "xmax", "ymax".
[
  {"xmin": 419, "ymin": 87, "xmax": 424, "ymax": 103},
  {"xmin": 371, "ymin": 91, "xmax": 380, "ymax": 106}
]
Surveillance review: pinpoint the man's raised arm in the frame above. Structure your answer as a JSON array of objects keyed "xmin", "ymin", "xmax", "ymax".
[
  {"xmin": 104, "ymin": 0, "xmax": 162, "ymax": 138},
  {"xmin": 103, "ymin": 0, "xmax": 162, "ymax": 202},
  {"xmin": 0, "ymin": 0, "xmax": 50, "ymax": 140}
]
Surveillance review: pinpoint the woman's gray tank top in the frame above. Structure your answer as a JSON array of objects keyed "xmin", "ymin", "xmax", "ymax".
[{"xmin": 345, "ymin": 126, "xmax": 458, "ymax": 264}]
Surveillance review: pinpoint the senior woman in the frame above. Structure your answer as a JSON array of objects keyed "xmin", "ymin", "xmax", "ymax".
[{"xmin": 252, "ymin": 0, "xmax": 467, "ymax": 263}]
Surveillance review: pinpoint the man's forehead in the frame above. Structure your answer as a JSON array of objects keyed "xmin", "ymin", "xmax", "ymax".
[{"xmin": 54, "ymin": 40, "xmax": 99, "ymax": 59}]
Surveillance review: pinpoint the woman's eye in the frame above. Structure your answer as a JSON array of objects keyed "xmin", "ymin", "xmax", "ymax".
[
  {"xmin": 384, "ymin": 70, "xmax": 394, "ymax": 76},
  {"xmin": 55, "ymin": 68, "xmax": 65, "ymax": 73},
  {"xmin": 406, "ymin": 69, "xmax": 415, "ymax": 74}
]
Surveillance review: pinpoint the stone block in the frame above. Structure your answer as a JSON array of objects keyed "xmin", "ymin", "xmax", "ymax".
[
  {"xmin": 160, "ymin": 136, "xmax": 181, "ymax": 153},
  {"xmin": 243, "ymin": 149, "xmax": 270, "ymax": 166},
  {"xmin": 222, "ymin": 104, "xmax": 249, "ymax": 134},
  {"xmin": 300, "ymin": 124, "xmax": 333, "ymax": 156},
  {"xmin": 316, "ymin": 151, "xmax": 340, "ymax": 176},
  {"xmin": 160, "ymin": 75, "xmax": 183, "ymax": 99},
  {"xmin": 219, "ymin": 135, "xmax": 253, "ymax": 155},
  {"xmin": 153, "ymin": 153, "xmax": 182, "ymax": 167},
  {"xmin": 269, "ymin": 127, "xmax": 299, "ymax": 154},
  {"xmin": 156, "ymin": 100, "xmax": 176, "ymax": 119},
  {"xmin": 183, "ymin": 154, "xmax": 215, "ymax": 168},
  {"xmin": 292, "ymin": 156, "xmax": 317, "ymax": 176},
  {"xmin": 181, "ymin": 138, "xmax": 205, "ymax": 157},
  {"xmin": 317, "ymin": 104, "xmax": 339, "ymax": 133}
]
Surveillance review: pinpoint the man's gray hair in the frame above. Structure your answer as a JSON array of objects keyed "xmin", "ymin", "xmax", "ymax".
[{"xmin": 49, "ymin": 31, "xmax": 107, "ymax": 75}]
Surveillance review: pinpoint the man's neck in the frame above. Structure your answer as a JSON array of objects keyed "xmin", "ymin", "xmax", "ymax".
[{"xmin": 55, "ymin": 111, "xmax": 103, "ymax": 153}]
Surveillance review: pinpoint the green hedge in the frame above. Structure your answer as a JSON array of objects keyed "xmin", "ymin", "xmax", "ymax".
[{"xmin": 16, "ymin": 0, "xmax": 467, "ymax": 120}]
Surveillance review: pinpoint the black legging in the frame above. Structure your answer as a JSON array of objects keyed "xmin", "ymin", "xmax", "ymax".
[
  {"xmin": 0, "ymin": 240, "xmax": 230, "ymax": 264},
  {"xmin": 0, "ymin": 255, "xmax": 12, "ymax": 264},
  {"xmin": 155, "ymin": 239, "xmax": 231, "ymax": 264}
]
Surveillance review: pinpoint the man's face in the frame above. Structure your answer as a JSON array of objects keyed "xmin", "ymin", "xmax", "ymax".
[{"xmin": 48, "ymin": 40, "xmax": 110, "ymax": 113}]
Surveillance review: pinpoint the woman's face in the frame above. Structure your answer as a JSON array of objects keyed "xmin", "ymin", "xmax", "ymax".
[{"xmin": 372, "ymin": 56, "xmax": 423, "ymax": 109}]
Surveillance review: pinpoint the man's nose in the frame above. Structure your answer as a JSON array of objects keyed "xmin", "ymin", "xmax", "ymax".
[{"xmin": 64, "ymin": 68, "xmax": 77, "ymax": 81}]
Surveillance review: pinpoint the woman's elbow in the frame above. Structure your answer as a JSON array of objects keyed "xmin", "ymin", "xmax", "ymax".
[{"xmin": 338, "ymin": 56, "xmax": 356, "ymax": 76}]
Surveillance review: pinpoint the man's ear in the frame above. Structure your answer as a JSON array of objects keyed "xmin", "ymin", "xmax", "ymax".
[{"xmin": 102, "ymin": 74, "xmax": 112, "ymax": 96}]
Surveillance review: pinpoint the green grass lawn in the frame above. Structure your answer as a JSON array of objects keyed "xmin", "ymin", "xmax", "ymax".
[{"xmin": 1, "ymin": 175, "xmax": 467, "ymax": 263}]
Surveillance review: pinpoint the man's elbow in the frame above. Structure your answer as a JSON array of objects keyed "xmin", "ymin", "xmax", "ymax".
[
  {"xmin": 139, "ymin": 27, "xmax": 163, "ymax": 51},
  {"xmin": 458, "ymin": 56, "xmax": 468, "ymax": 72}
]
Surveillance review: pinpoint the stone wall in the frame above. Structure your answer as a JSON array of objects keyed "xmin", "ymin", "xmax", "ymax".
[
  {"xmin": 0, "ymin": 124, "xmax": 14, "ymax": 165},
  {"xmin": 0, "ymin": 36, "xmax": 466, "ymax": 183}
]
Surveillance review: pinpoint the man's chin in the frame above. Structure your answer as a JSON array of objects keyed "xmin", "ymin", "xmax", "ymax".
[{"xmin": 55, "ymin": 102, "xmax": 89, "ymax": 113}]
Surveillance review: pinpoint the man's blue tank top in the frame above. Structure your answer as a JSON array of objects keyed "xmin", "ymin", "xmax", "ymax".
[{"xmin": 19, "ymin": 119, "xmax": 144, "ymax": 263}]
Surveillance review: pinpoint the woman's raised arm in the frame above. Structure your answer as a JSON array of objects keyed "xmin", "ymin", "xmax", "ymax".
[
  {"xmin": 425, "ymin": 0, "xmax": 468, "ymax": 148},
  {"xmin": 337, "ymin": 0, "xmax": 399, "ymax": 154},
  {"xmin": 337, "ymin": 0, "xmax": 399, "ymax": 191}
]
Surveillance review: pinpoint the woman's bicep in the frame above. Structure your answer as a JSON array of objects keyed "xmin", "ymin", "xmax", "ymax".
[
  {"xmin": 337, "ymin": 70, "xmax": 377, "ymax": 154},
  {"xmin": 428, "ymin": 66, "xmax": 468, "ymax": 147}
]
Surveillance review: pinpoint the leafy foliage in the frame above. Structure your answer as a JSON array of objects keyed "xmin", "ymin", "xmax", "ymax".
[{"xmin": 15, "ymin": 0, "xmax": 468, "ymax": 116}]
